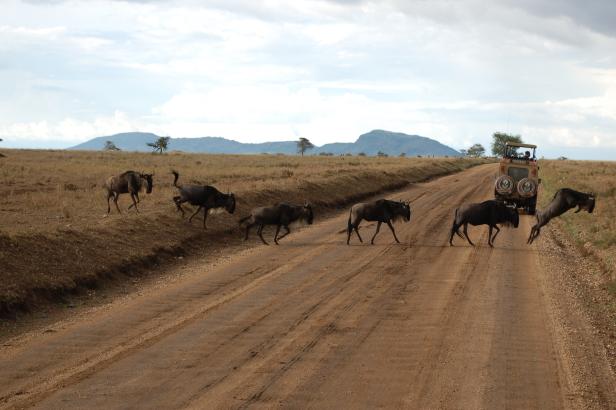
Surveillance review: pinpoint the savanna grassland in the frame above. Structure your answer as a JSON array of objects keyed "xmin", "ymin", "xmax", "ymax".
[{"xmin": 0, "ymin": 149, "xmax": 486, "ymax": 315}]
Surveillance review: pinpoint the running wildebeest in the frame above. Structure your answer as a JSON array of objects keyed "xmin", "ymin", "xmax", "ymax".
[
  {"xmin": 347, "ymin": 199, "xmax": 411, "ymax": 245},
  {"xmin": 171, "ymin": 170, "xmax": 236, "ymax": 229},
  {"xmin": 527, "ymin": 188, "xmax": 595, "ymax": 244},
  {"xmin": 449, "ymin": 200, "xmax": 519, "ymax": 247},
  {"xmin": 104, "ymin": 171, "xmax": 153, "ymax": 214},
  {"xmin": 239, "ymin": 202, "xmax": 313, "ymax": 245}
]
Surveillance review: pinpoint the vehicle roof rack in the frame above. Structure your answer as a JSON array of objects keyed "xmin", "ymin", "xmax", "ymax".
[{"xmin": 505, "ymin": 142, "xmax": 537, "ymax": 149}]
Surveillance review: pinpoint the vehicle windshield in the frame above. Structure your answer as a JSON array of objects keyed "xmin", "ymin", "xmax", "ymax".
[{"xmin": 505, "ymin": 145, "xmax": 536, "ymax": 160}]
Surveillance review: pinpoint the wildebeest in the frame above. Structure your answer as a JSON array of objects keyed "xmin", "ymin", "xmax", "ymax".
[
  {"xmin": 527, "ymin": 188, "xmax": 595, "ymax": 244},
  {"xmin": 239, "ymin": 202, "xmax": 313, "ymax": 245},
  {"xmin": 171, "ymin": 170, "xmax": 236, "ymax": 229},
  {"xmin": 347, "ymin": 199, "xmax": 411, "ymax": 245},
  {"xmin": 449, "ymin": 200, "xmax": 519, "ymax": 247},
  {"xmin": 104, "ymin": 171, "xmax": 153, "ymax": 214}
]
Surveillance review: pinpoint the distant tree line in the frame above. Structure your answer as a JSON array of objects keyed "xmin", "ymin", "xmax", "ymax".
[{"xmin": 460, "ymin": 132, "xmax": 523, "ymax": 158}]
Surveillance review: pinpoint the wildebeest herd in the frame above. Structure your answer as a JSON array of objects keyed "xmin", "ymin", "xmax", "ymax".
[{"xmin": 104, "ymin": 170, "xmax": 596, "ymax": 246}]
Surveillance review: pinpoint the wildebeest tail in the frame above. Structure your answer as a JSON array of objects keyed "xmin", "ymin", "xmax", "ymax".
[
  {"xmin": 171, "ymin": 170, "xmax": 180, "ymax": 187},
  {"xmin": 347, "ymin": 210, "xmax": 353, "ymax": 235},
  {"xmin": 451, "ymin": 208, "xmax": 464, "ymax": 238}
]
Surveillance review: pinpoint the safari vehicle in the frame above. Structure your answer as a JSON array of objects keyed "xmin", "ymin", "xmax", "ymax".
[{"xmin": 494, "ymin": 142, "xmax": 540, "ymax": 214}]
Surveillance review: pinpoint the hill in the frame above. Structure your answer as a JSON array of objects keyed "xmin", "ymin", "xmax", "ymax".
[
  {"xmin": 315, "ymin": 130, "xmax": 460, "ymax": 156},
  {"xmin": 70, "ymin": 130, "xmax": 461, "ymax": 157}
]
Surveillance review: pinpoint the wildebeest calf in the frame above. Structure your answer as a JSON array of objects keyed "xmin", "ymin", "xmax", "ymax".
[
  {"xmin": 347, "ymin": 199, "xmax": 411, "ymax": 245},
  {"xmin": 449, "ymin": 200, "xmax": 519, "ymax": 247},
  {"xmin": 172, "ymin": 170, "xmax": 236, "ymax": 229},
  {"xmin": 104, "ymin": 171, "xmax": 153, "ymax": 214},
  {"xmin": 527, "ymin": 188, "xmax": 595, "ymax": 244},
  {"xmin": 239, "ymin": 202, "xmax": 313, "ymax": 245}
]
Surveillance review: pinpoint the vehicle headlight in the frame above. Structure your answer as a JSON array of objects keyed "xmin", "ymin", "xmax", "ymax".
[
  {"xmin": 495, "ymin": 175, "xmax": 514, "ymax": 194},
  {"xmin": 517, "ymin": 178, "xmax": 537, "ymax": 197}
]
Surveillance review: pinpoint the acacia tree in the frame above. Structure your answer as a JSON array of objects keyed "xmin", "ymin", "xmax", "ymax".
[
  {"xmin": 466, "ymin": 143, "xmax": 485, "ymax": 157},
  {"xmin": 103, "ymin": 140, "xmax": 120, "ymax": 151},
  {"xmin": 296, "ymin": 137, "xmax": 314, "ymax": 156},
  {"xmin": 147, "ymin": 136, "xmax": 171, "ymax": 154},
  {"xmin": 491, "ymin": 132, "xmax": 522, "ymax": 156}
]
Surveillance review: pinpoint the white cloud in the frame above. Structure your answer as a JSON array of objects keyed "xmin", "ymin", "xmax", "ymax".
[
  {"xmin": 1, "ymin": 0, "xmax": 616, "ymax": 158},
  {"xmin": 0, "ymin": 111, "xmax": 139, "ymax": 142}
]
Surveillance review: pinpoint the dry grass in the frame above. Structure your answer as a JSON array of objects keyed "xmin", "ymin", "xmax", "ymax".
[
  {"xmin": 0, "ymin": 150, "xmax": 477, "ymax": 234},
  {"xmin": 539, "ymin": 160, "xmax": 616, "ymax": 277},
  {"xmin": 0, "ymin": 149, "xmax": 486, "ymax": 315}
]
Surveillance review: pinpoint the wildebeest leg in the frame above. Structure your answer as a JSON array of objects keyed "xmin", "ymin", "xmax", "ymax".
[
  {"xmin": 463, "ymin": 223, "xmax": 474, "ymax": 246},
  {"xmin": 173, "ymin": 196, "xmax": 186, "ymax": 217},
  {"xmin": 277, "ymin": 225, "xmax": 291, "ymax": 241},
  {"xmin": 244, "ymin": 223, "xmax": 253, "ymax": 241},
  {"xmin": 128, "ymin": 193, "xmax": 140, "ymax": 210},
  {"xmin": 527, "ymin": 225, "xmax": 536, "ymax": 244},
  {"xmin": 188, "ymin": 206, "xmax": 202, "ymax": 223},
  {"xmin": 128, "ymin": 193, "xmax": 139, "ymax": 212},
  {"xmin": 113, "ymin": 193, "xmax": 122, "ymax": 214},
  {"xmin": 487, "ymin": 225, "xmax": 494, "ymax": 247},
  {"xmin": 274, "ymin": 225, "xmax": 281, "ymax": 245},
  {"xmin": 202, "ymin": 208, "xmax": 209, "ymax": 230},
  {"xmin": 354, "ymin": 225, "xmax": 363, "ymax": 243},
  {"xmin": 490, "ymin": 225, "xmax": 501, "ymax": 245},
  {"xmin": 106, "ymin": 192, "xmax": 113, "ymax": 214},
  {"xmin": 257, "ymin": 224, "xmax": 268, "ymax": 245},
  {"xmin": 371, "ymin": 221, "xmax": 382, "ymax": 244},
  {"xmin": 533, "ymin": 226, "xmax": 541, "ymax": 243},
  {"xmin": 449, "ymin": 222, "xmax": 461, "ymax": 246},
  {"xmin": 574, "ymin": 205, "xmax": 581, "ymax": 213},
  {"xmin": 386, "ymin": 220, "xmax": 400, "ymax": 243},
  {"xmin": 527, "ymin": 225, "xmax": 541, "ymax": 244},
  {"xmin": 348, "ymin": 219, "xmax": 362, "ymax": 245}
]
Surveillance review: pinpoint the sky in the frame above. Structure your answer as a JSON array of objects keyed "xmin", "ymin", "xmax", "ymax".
[{"xmin": 1, "ymin": 0, "xmax": 615, "ymax": 159}]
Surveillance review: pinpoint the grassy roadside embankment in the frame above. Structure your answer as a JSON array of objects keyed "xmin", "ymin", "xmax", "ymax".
[
  {"xmin": 0, "ymin": 150, "xmax": 487, "ymax": 316},
  {"xmin": 538, "ymin": 159, "xmax": 616, "ymax": 369}
]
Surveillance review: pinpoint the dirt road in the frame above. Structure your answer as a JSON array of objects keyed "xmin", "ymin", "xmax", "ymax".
[{"xmin": 1, "ymin": 164, "xmax": 614, "ymax": 409}]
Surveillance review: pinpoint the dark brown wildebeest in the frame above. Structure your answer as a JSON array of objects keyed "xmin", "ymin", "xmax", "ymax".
[
  {"xmin": 104, "ymin": 171, "xmax": 153, "ymax": 214},
  {"xmin": 527, "ymin": 188, "xmax": 595, "ymax": 244},
  {"xmin": 449, "ymin": 200, "xmax": 519, "ymax": 247},
  {"xmin": 171, "ymin": 170, "xmax": 236, "ymax": 229},
  {"xmin": 347, "ymin": 199, "xmax": 411, "ymax": 245},
  {"xmin": 239, "ymin": 202, "xmax": 313, "ymax": 245}
]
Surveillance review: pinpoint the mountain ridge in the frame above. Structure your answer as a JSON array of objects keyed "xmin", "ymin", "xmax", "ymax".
[{"xmin": 69, "ymin": 130, "xmax": 461, "ymax": 157}]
